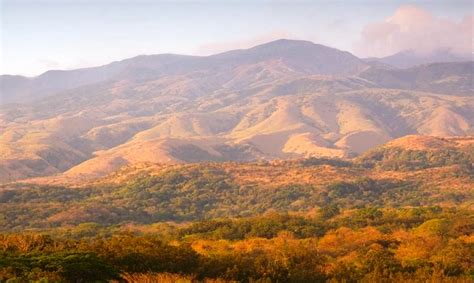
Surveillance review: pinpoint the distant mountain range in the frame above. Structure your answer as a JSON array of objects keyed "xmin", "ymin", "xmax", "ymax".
[
  {"xmin": 365, "ymin": 49, "xmax": 472, "ymax": 69},
  {"xmin": 0, "ymin": 39, "xmax": 473, "ymax": 182}
]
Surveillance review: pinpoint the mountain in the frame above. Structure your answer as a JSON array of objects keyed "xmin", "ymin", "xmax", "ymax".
[
  {"xmin": 0, "ymin": 39, "xmax": 473, "ymax": 183},
  {"xmin": 0, "ymin": 54, "xmax": 196, "ymax": 104},
  {"xmin": 365, "ymin": 49, "xmax": 472, "ymax": 69},
  {"xmin": 0, "ymin": 39, "xmax": 368, "ymax": 105},
  {"xmin": 359, "ymin": 61, "xmax": 474, "ymax": 95}
]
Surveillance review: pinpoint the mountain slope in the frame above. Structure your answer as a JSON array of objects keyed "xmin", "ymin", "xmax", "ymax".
[
  {"xmin": 0, "ymin": 39, "xmax": 473, "ymax": 182},
  {"xmin": 0, "ymin": 54, "xmax": 197, "ymax": 104},
  {"xmin": 0, "ymin": 39, "xmax": 369, "ymax": 105}
]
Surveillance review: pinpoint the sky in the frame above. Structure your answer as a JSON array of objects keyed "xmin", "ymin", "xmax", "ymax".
[{"xmin": 1, "ymin": 0, "xmax": 472, "ymax": 76}]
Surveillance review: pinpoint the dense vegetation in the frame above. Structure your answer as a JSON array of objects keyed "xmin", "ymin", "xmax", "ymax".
[
  {"xmin": 0, "ymin": 163, "xmax": 470, "ymax": 230},
  {"xmin": 1, "ymin": 207, "xmax": 472, "ymax": 282},
  {"xmin": 357, "ymin": 145, "xmax": 474, "ymax": 173},
  {"xmin": 0, "ymin": 145, "xmax": 472, "ymax": 281}
]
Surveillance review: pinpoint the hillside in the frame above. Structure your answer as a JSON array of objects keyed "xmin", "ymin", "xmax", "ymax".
[
  {"xmin": 1, "ymin": 137, "xmax": 472, "ymax": 282},
  {"xmin": 1, "ymin": 135, "xmax": 472, "ymax": 230},
  {"xmin": 0, "ymin": 39, "xmax": 473, "ymax": 183}
]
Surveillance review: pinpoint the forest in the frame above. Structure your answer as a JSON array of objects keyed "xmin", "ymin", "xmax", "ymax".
[{"xmin": 1, "ymin": 207, "xmax": 472, "ymax": 282}]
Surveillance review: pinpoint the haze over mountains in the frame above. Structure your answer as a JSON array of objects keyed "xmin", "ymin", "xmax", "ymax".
[{"xmin": 0, "ymin": 39, "xmax": 473, "ymax": 182}]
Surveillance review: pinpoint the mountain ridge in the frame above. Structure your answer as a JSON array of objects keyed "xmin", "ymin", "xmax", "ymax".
[
  {"xmin": 3, "ymin": 39, "xmax": 473, "ymax": 105},
  {"xmin": 365, "ymin": 49, "xmax": 473, "ymax": 69},
  {"xmin": 1, "ymin": 39, "xmax": 371, "ymax": 104}
]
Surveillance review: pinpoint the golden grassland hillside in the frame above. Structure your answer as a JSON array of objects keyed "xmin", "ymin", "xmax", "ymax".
[{"xmin": 2, "ymin": 88, "xmax": 472, "ymax": 183}]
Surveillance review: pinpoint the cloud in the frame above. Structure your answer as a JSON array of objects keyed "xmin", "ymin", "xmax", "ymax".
[
  {"xmin": 354, "ymin": 5, "xmax": 473, "ymax": 57},
  {"xmin": 194, "ymin": 31, "xmax": 295, "ymax": 56}
]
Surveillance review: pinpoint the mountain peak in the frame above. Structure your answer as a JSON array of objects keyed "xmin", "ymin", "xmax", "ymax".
[
  {"xmin": 209, "ymin": 38, "xmax": 366, "ymax": 76},
  {"xmin": 252, "ymin": 38, "xmax": 316, "ymax": 48},
  {"xmin": 249, "ymin": 39, "xmax": 342, "ymax": 54}
]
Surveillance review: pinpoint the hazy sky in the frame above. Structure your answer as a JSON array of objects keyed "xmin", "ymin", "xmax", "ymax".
[{"xmin": 1, "ymin": 0, "xmax": 472, "ymax": 76}]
